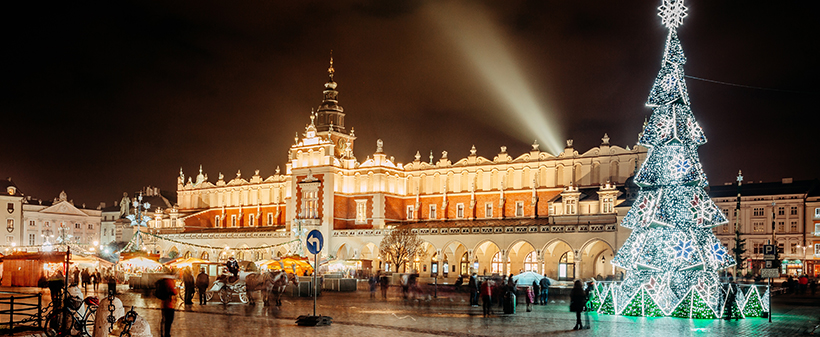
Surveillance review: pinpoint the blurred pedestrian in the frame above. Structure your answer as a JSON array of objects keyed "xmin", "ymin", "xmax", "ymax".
[
  {"xmin": 47, "ymin": 270, "xmax": 65, "ymax": 306},
  {"xmin": 798, "ymin": 274, "xmax": 808, "ymax": 295},
  {"xmin": 532, "ymin": 280, "xmax": 540, "ymax": 305},
  {"xmin": 480, "ymin": 279, "xmax": 493, "ymax": 317},
  {"xmin": 195, "ymin": 267, "xmax": 209, "ymax": 305},
  {"xmin": 182, "ymin": 268, "xmax": 195, "ymax": 305},
  {"xmin": 526, "ymin": 282, "xmax": 535, "ymax": 312},
  {"xmin": 723, "ymin": 282, "xmax": 739, "ymax": 321},
  {"xmin": 155, "ymin": 274, "xmax": 178, "ymax": 337},
  {"xmin": 379, "ymin": 272, "xmax": 389, "ymax": 299},
  {"xmin": 369, "ymin": 272, "xmax": 378, "ymax": 298},
  {"xmin": 81, "ymin": 268, "xmax": 90, "ymax": 291},
  {"xmin": 469, "ymin": 273, "xmax": 479, "ymax": 306},
  {"xmin": 570, "ymin": 280, "xmax": 588, "ymax": 330},
  {"xmin": 93, "ymin": 269, "xmax": 101, "ymax": 292}
]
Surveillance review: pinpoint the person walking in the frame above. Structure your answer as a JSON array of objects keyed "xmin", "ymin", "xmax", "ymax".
[
  {"xmin": 379, "ymin": 272, "xmax": 389, "ymax": 299},
  {"xmin": 570, "ymin": 280, "xmax": 588, "ymax": 330},
  {"xmin": 723, "ymin": 282, "xmax": 739, "ymax": 320},
  {"xmin": 92, "ymin": 269, "xmax": 101, "ymax": 292},
  {"xmin": 182, "ymin": 268, "xmax": 195, "ymax": 305},
  {"xmin": 369, "ymin": 272, "xmax": 378, "ymax": 298},
  {"xmin": 798, "ymin": 274, "xmax": 809, "ymax": 295},
  {"xmin": 480, "ymin": 279, "xmax": 493, "ymax": 317},
  {"xmin": 539, "ymin": 275, "xmax": 550, "ymax": 305},
  {"xmin": 81, "ymin": 268, "xmax": 90, "ymax": 291},
  {"xmin": 532, "ymin": 280, "xmax": 540, "ymax": 305},
  {"xmin": 155, "ymin": 274, "xmax": 178, "ymax": 337},
  {"xmin": 195, "ymin": 267, "xmax": 209, "ymax": 305},
  {"xmin": 526, "ymin": 283, "xmax": 535, "ymax": 312}
]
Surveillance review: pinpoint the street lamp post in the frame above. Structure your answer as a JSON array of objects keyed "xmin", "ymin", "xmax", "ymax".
[{"xmin": 126, "ymin": 193, "xmax": 151, "ymax": 251}]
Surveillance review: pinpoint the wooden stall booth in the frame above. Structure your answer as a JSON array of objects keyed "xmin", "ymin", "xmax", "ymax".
[{"xmin": 0, "ymin": 252, "xmax": 67, "ymax": 287}]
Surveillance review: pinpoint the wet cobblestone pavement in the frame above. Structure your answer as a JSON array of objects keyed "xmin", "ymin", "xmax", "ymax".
[{"xmin": 5, "ymin": 286, "xmax": 819, "ymax": 336}]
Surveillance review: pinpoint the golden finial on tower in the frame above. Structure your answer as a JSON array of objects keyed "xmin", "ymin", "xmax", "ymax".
[{"xmin": 328, "ymin": 50, "xmax": 335, "ymax": 81}]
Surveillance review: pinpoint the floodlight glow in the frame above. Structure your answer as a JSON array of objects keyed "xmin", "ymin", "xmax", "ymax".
[{"xmin": 426, "ymin": 2, "xmax": 564, "ymax": 155}]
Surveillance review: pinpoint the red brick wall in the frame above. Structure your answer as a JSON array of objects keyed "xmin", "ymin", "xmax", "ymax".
[{"xmin": 333, "ymin": 195, "xmax": 373, "ymax": 229}]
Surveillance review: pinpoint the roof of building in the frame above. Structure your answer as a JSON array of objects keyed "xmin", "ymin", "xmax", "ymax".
[
  {"xmin": 708, "ymin": 179, "xmax": 819, "ymax": 199},
  {"xmin": 0, "ymin": 178, "xmax": 22, "ymax": 197}
]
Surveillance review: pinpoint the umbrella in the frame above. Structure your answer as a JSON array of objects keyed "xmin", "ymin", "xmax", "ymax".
[{"xmin": 512, "ymin": 271, "xmax": 544, "ymax": 286}]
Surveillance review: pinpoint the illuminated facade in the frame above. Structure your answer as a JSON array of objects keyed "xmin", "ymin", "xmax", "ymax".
[
  {"xmin": 21, "ymin": 191, "xmax": 101, "ymax": 247},
  {"xmin": 160, "ymin": 60, "xmax": 650, "ymax": 280}
]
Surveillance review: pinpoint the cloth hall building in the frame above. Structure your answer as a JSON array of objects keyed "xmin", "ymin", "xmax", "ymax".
[{"xmin": 154, "ymin": 62, "xmax": 648, "ymax": 281}]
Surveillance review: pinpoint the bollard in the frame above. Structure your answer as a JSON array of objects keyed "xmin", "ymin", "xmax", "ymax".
[{"xmin": 9, "ymin": 295, "xmax": 14, "ymax": 333}]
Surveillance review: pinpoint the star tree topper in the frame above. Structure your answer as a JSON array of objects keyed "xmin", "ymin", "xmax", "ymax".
[{"xmin": 658, "ymin": 0, "xmax": 688, "ymax": 29}]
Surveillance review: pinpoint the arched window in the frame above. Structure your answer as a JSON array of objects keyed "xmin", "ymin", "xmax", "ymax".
[
  {"xmin": 460, "ymin": 252, "xmax": 469, "ymax": 275},
  {"xmin": 559, "ymin": 251, "xmax": 575, "ymax": 281},
  {"xmin": 183, "ymin": 251, "xmax": 192, "ymax": 259},
  {"xmin": 492, "ymin": 252, "xmax": 503, "ymax": 274},
  {"xmin": 524, "ymin": 251, "xmax": 538, "ymax": 272},
  {"xmin": 201, "ymin": 251, "xmax": 210, "ymax": 261}
]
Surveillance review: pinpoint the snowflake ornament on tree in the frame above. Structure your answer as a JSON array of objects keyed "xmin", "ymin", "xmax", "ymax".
[
  {"xmin": 658, "ymin": 0, "xmax": 688, "ymax": 29},
  {"xmin": 670, "ymin": 239, "xmax": 695, "ymax": 260},
  {"xmin": 710, "ymin": 243, "xmax": 728, "ymax": 263}
]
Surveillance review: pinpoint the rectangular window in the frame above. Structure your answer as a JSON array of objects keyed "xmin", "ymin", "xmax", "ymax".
[
  {"xmin": 44, "ymin": 221, "xmax": 49, "ymax": 228},
  {"xmin": 515, "ymin": 201, "xmax": 524, "ymax": 217},
  {"xmin": 231, "ymin": 215, "xmax": 237, "ymax": 227},
  {"xmin": 753, "ymin": 243, "xmax": 762, "ymax": 254},
  {"xmin": 790, "ymin": 243, "xmax": 797, "ymax": 254},
  {"xmin": 790, "ymin": 221, "xmax": 798, "ymax": 233},
  {"xmin": 74, "ymin": 223, "xmax": 80, "ymax": 229},
  {"xmin": 268, "ymin": 212, "xmax": 273, "ymax": 226},
  {"xmin": 790, "ymin": 206, "xmax": 798, "ymax": 216},
  {"xmin": 815, "ymin": 208, "xmax": 820, "ymax": 218},
  {"xmin": 29, "ymin": 233, "xmax": 35, "ymax": 245},
  {"xmin": 722, "ymin": 209, "xmax": 730, "ymax": 218},
  {"xmin": 777, "ymin": 207, "xmax": 785, "ymax": 216},
  {"xmin": 429, "ymin": 205, "xmax": 437, "ymax": 219},
  {"xmin": 355, "ymin": 200, "xmax": 367, "ymax": 224},
  {"xmin": 777, "ymin": 221, "xmax": 785, "ymax": 233},
  {"xmin": 753, "ymin": 221, "xmax": 765, "ymax": 233},
  {"xmin": 456, "ymin": 204, "xmax": 464, "ymax": 219},
  {"xmin": 753, "ymin": 208, "xmax": 764, "ymax": 217},
  {"xmin": 722, "ymin": 223, "xmax": 729, "ymax": 233},
  {"xmin": 816, "ymin": 243, "xmax": 820, "ymax": 256},
  {"xmin": 88, "ymin": 224, "xmax": 93, "ymax": 230},
  {"xmin": 565, "ymin": 199, "xmax": 576, "ymax": 215},
  {"xmin": 215, "ymin": 215, "xmax": 220, "ymax": 226},
  {"xmin": 248, "ymin": 214, "xmax": 255, "ymax": 227},
  {"xmin": 485, "ymin": 203, "xmax": 493, "ymax": 218},
  {"xmin": 406, "ymin": 206, "xmax": 414, "ymax": 220},
  {"xmin": 29, "ymin": 220, "xmax": 35, "ymax": 227},
  {"xmin": 777, "ymin": 243, "xmax": 784, "ymax": 254}
]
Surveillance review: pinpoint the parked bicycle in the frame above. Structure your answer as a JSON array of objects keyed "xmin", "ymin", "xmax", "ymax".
[{"xmin": 44, "ymin": 295, "xmax": 98, "ymax": 337}]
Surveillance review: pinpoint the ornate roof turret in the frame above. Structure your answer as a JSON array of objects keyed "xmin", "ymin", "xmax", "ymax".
[{"xmin": 316, "ymin": 51, "xmax": 346, "ymax": 134}]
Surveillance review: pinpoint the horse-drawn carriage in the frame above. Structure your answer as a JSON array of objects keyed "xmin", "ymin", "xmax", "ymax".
[{"xmin": 205, "ymin": 270, "xmax": 298, "ymax": 306}]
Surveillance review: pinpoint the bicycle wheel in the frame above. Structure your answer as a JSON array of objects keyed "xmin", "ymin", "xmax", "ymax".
[
  {"xmin": 219, "ymin": 287, "xmax": 231, "ymax": 304},
  {"xmin": 82, "ymin": 307, "xmax": 97, "ymax": 337}
]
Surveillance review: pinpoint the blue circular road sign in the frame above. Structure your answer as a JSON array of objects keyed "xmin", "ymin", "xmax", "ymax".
[{"xmin": 306, "ymin": 230, "xmax": 324, "ymax": 255}]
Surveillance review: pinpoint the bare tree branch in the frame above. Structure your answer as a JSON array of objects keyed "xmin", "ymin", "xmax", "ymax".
[{"xmin": 378, "ymin": 227, "xmax": 426, "ymax": 273}]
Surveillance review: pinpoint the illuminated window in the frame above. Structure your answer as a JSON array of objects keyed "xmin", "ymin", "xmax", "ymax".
[
  {"xmin": 355, "ymin": 200, "xmax": 367, "ymax": 224},
  {"xmin": 524, "ymin": 251, "xmax": 538, "ymax": 272},
  {"xmin": 559, "ymin": 251, "xmax": 575, "ymax": 280},
  {"xmin": 485, "ymin": 203, "xmax": 493, "ymax": 218},
  {"xmin": 790, "ymin": 243, "xmax": 797, "ymax": 254},
  {"xmin": 753, "ymin": 221, "xmax": 764, "ymax": 232},
  {"xmin": 515, "ymin": 201, "xmax": 524, "ymax": 217},
  {"xmin": 456, "ymin": 204, "xmax": 464, "ymax": 219},
  {"xmin": 491, "ymin": 252, "xmax": 508, "ymax": 274},
  {"xmin": 722, "ymin": 223, "xmax": 729, "ymax": 233},
  {"xmin": 753, "ymin": 208, "xmax": 764, "ymax": 217},
  {"xmin": 815, "ymin": 208, "xmax": 820, "ymax": 218},
  {"xmin": 777, "ymin": 221, "xmax": 785, "ymax": 232},
  {"xmin": 790, "ymin": 221, "xmax": 798, "ymax": 233},
  {"xmin": 602, "ymin": 197, "xmax": 614, "ymax": 213},
  {"xmin": 790, "ymin": 206, "xmax": 798, "ymax": 216},
  {"xmin": 815, "ymin": 243, "xmax": 820, "ymax": 256},
  {"xmin": 565, "ymin": 199, "xmax": 576, "ymax": 215},
  {"xmin": 406, "ymin": 206, "xmax": 414, "ymax": 220},
  {"xmin": 429, "ymin": 205, "xmax": 437, "ymax": 220}
]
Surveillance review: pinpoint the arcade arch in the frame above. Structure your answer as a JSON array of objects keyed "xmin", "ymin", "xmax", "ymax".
[{"xmin": 544, "ymin": 239, "xmax": 574, "ymax": 280}]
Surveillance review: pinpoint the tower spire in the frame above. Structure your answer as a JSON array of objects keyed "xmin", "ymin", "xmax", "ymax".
[{"xmin": 328, "ymin": 50, "xmax": 335, "ymax": 82}]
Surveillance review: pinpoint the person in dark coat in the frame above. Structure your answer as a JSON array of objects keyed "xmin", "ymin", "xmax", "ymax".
[
  {"xmin": 379, "ymin": 272, "xmax": 390, "ymax": 299},
  {"xmin": 570, "ymin": 280, "xmax": 588, "ymax": 330},
  {"xmin": 81, "ymin": 269, "xmax": 90, "ymax": 290},
  {"xmin": 468, "ymin": 273, "xmax": 478, "ymax": 306},
  {"xmin": 532, "ymin": 280, "xmax": 540, "ymax": 305},
  {"xmin": 195, "ymin": 267, "xmax": 209, "ymax": 305},
  {"xmin": 539, "ymin": 275, "xmax": 550, "ymax": 305},
  {"xmin": 182, "ymin": 268, "xmax": 195, "ymax": 305}
]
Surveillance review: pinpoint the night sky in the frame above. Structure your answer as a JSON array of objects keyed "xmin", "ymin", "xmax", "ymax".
[{"xmin": 4, "ymin": 1, "xmax": 817, "ymax": 208}]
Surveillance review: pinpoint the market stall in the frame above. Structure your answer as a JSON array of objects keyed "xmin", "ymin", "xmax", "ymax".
[
  {"xmin": 257, "ymin": 256, "xmax": 313, "ymax": 276},
  {"xmin": 0, "ymin": 252, "xmax": 67, "ymax": 287}
]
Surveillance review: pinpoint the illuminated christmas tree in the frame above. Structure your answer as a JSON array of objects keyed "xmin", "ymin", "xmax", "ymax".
[{"xmin": 609, "ymin": 0, "xmax": 736, "ymax": 318}]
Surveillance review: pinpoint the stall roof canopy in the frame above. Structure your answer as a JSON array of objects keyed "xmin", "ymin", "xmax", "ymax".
[{"xmin": 0, "ymin": 252, "xmax": 66, "ymax": 263}]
